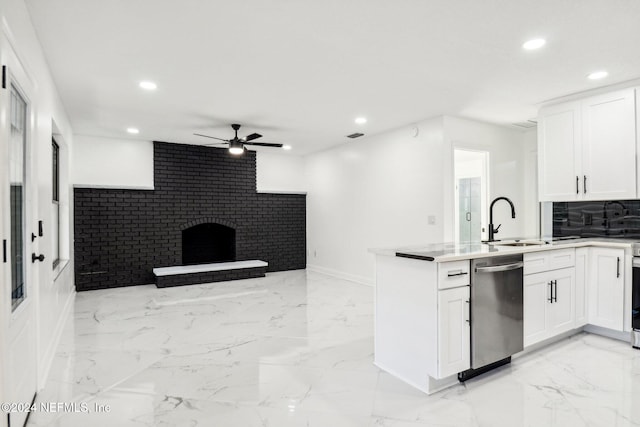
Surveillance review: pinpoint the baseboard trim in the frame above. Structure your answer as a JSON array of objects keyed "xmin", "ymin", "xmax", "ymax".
[
  {"xmin": 515, "ymin": 324, "xmax": 631, "ymax": 361},
  {"xmin": 583, "ymin": 324, "xmax": 631, "ymax": 343},
  {"xmin": 306, "ymin": 264, "xmax": 374, "ymax": 287}
]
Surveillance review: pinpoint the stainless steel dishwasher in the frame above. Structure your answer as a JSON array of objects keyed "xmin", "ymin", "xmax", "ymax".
[{"xmin": 459, "ymin": 254, "xmax": 524, "ymax": 381}]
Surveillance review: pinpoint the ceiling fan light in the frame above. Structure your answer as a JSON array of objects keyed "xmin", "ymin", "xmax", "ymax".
[{"xmin": 229, "ymin": 140, "xmax": 244, "ymax": 155}]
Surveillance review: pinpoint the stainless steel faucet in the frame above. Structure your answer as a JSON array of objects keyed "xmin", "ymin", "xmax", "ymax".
[{"xmin": 488, "ymin": 197, "xmax": 516, "ymax": 242}]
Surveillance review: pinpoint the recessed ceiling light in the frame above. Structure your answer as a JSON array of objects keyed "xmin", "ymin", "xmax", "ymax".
[
  {"xmin": 139, "ymin": 81, "xmax": 157, "ymax": 90},
  {"xmin": 126, "ymin": 127, "xmax": 139, "ymax": 134},
  {"xmin": 355, "ymin": 117, "xmax": 367, "ymax": 125},
  {"xmin": 588, "ymin": 70, "xmax": 608, "ymax": 80},
  {"xmin": 522, "ymin": 38, "xmax": 546, "ymax": 50},
  {"xmin": 283, "ymin": 145, "xmax": 292, "ymax": 150}
]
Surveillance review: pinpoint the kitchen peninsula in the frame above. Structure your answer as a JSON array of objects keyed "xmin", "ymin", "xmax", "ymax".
[{"xmin": 371, "ymin": 238, "xmax": 634, "ymax": 394}]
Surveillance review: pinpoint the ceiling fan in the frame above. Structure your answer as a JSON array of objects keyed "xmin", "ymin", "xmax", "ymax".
[{"xmin": 194, "ymin": 124, "xmax": 283, "ymax": 155}]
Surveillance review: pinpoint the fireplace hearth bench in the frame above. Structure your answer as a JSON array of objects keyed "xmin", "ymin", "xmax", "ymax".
[{"xmin": 153, "ymin": 260, "xmax": 268, "ymax": 288}]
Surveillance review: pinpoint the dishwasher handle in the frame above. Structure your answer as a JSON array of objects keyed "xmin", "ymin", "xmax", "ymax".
[{"xmin": 474, "ymin": 261, "xmax": 523, "ymax": 273}]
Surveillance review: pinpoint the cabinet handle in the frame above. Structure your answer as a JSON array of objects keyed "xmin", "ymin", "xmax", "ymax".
[
  {"xmin": 617, "ymin": 257, "xmax": 620, "ymax": 278},
  {"xmin": 447, "ymin": 271, "xmax": 468, "ymax": 277},
  {"xmin": 465, "ymin": 299, "xmax": 470, "ymax": 324},
  {"xmin": 576, "ymin": 176, "xmax": 579, "ymax": 194},
  {"xmin": 553, "ymin": 280, "xmax": 558, "ymax": 303},
  {"xmin": 583, "ymin": 175, "xmax": 587, "ymax": 194},
  {"xmin": 548, "ymin": 281, "xmax": 553, "ymax": 303}
]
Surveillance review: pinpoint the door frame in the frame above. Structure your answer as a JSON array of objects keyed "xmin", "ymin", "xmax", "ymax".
[{"xmin": 453, "ymin": 148, "xmax": 490, "ymax": 243}]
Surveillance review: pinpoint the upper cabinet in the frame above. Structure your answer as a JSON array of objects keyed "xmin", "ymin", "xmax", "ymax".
[
  {"xmin": 538, "ymin": 101, "xmax": 581, "ymax": 201},
  {"xmin": 538, "ymin": 88, "xmax": 637, "ymax": 202}
]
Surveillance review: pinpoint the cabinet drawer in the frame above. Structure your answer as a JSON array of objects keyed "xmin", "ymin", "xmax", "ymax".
[
  {"xmin": 438, "ymin": 260, "xmax": 470, "ymax": 289},
  {"xmin": 524, "ymin": 248, "xmax": 575, "ymax": 275}
]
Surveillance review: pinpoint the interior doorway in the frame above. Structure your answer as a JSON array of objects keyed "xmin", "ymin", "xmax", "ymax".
[{"xmin": 454, "ymin": 149, "xmax": 489, "ymax": 243}]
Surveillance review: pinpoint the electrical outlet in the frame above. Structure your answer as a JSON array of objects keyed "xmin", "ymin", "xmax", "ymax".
[{"xmin": 428, "ymin": 215, "xmax": 436, "ymax": 225}]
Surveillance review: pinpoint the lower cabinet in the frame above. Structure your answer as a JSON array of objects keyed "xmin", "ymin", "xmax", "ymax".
[
  {"xmin": 437, "ymin": 285, "xmax": 470, "ymax": 378},
  {"xmin": 588, "ymin": 247, "xmax": 625, "ymax": 331},
  {"xmin": 524, "ymin": 267, "xmax": 575, "ymax": 347}
]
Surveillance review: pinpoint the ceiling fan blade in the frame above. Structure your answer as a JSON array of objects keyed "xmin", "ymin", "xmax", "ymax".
[
  {"xmin": 202, "ymin": 142, "xmax": 229, "ymax": 146},
  {"xmin": 242, "ymin": 133, "xmax": 262, "ymax": 142},
  {"xmin": 194, "ymin": 133, "xmax": 230, "ymax": 142},
  {"xmin": 244, "ymin": 142, "xmax": 284, "ymax": 148}
]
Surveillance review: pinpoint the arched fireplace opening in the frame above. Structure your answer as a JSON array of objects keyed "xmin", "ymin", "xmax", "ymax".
[{"xmin": 182, "ymin": 223, "xmax": 236, "ymax": 265}]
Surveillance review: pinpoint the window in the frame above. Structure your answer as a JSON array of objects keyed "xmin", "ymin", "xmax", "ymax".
[
  {"xmin": 52, "ymin": 138, "xmax": 60, "ymax": 267},
  {"xmin": 10, "ymin": 85, "xmax": 27, "ymax": 310}
]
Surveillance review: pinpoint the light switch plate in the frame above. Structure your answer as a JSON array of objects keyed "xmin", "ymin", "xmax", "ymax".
[{"xmin": 428, "ymin": 215, "xmax": 436, "ymax": 225}]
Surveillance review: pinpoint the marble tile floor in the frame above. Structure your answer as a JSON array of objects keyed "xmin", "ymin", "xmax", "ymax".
[{"xmin": 27, "ymin": 270, "xmax": 640, "ymax": 427}]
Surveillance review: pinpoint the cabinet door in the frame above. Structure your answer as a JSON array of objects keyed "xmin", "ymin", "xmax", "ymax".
[
  {"xmin": 437, "ymin": 286, "xmax": 470, "ymax": 378},
  {"xmin": 524, "ymin": 272, "xmax": 550, "ymax": 347},
  {"xmin": 538, "ymin": 101, "xmax": 581, "ymax": 201},
  {"xmin": 588, "ymin": 248, "xmax": 625, "ymax": 331},
  {"xmin": 548, "ymin": 268, "xmax": 576, "ymax": 336},
  {"xmin": 575, "ymin": 248, "xmax": 588, "ymax": 327},
  {"xmin": 582, "ymin": 88, "xmax": 636, "ymax": 200}
]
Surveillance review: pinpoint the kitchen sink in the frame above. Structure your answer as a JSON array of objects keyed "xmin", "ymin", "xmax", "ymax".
[{"xmin": 489, "ymin": 240, "xmax": 547, "ymax": 247}]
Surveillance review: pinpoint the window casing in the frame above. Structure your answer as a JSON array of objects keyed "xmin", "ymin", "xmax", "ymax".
[{"xmin": 52, "ymin": 138, "xmax": 60, "ymax": 267}]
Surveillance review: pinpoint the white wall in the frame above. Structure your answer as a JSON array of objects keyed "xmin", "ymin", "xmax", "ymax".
[
  {"xmin": 443, "ymin": 116, "xmax": 534, "ymax": 242},
  {"xmin": 0, "ymin": 0, "xmax": 75, "ymax": 421},
  {"xmin": 73, "ymin": 135, "xmax": 154, "ymax": 189},
  {"xmin": 306, "ymin": 115, "xmax": 536, "ymax": 285},
  {"xmin": 72, "ymin": 137, "xmax": 306, "ymax": 193},
  {"xmin": 256, "ymin": 152, "xmax": 306, "ymax": 193},
  {"xmin": 306, "ymin": 117, "xmax": 445, "ymax": 285}
]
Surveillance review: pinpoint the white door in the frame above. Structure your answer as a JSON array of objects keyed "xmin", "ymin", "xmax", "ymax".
[
  {"xmin": 1, "ymin": 43, "xmax": 38, "ymax": 427},
  {"xmin": 523, "ymin": 271, "xmax": 549, "ymax": 347},
  {"xmin": 581, "ymin": 88, "xmax": 636, "ymax": 200},
  {"xmin": 537, "ymin": 101, "xmax": 581, "ymax": 201},
  {"xmin": 588, "ymin": 248, "xmax": 625, "ymax": 331},
  {"xmin": 547, "ymin": 268, "xmax": 575, "ymax": 336},
  {"xmin": 437, "ymin": 286, "xmax": 470, "ymax": 378}
]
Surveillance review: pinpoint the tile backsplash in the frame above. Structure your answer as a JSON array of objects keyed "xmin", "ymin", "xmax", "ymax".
[{"xmin": 553, "ymin": 200, "xmax": 640, "ymax": 238}]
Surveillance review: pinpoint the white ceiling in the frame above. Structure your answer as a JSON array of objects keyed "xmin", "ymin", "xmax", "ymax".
[{"xmin": 25, "ymin": 0, "xmax": 640, "ymax": 155}]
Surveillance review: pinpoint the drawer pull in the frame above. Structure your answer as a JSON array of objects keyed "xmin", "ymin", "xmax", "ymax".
[{"xmin": 447, "ymin": 271, "xmax": 468, "ymax": 277}]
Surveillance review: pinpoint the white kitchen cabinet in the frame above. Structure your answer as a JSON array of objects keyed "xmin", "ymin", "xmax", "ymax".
[
  {"xmin": 537, "ymin": 101, "xmax": 581, "ymax": 201},
  {"xmin": 523, "ymin": 267, "xmax": 575, "ymax": 347},
  {"xmin": 574, "ymin": 248, "xmax": 588, "ymax": 327},
  {"xmin": 437, "ymin": 285, "xmax": 470, "ymax": 378},
  {"xmin": 538, "ymin": 88, "xmax": 636, "ymax": 201},
  {"xmin": 588, "ymin": 247, "xmax": 625, "ymax": 331},
  {"xmin": 581, "ymin": 89, "xmax": 636, "ymax": 200},
  {"xmin": 523, "ymin": 271, "xmax": 548, "ymax": 345},
  {"xmin": 374, "ymin": 254, "xmax": 471, "ymax": 394},
  {"xmin": 547, "ymin": 269, "xmax": 576, "ymax": 337}
]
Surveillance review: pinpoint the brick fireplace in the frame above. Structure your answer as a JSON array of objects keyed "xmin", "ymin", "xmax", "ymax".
[{"xmin": 73, "ymin": 141, "xmax": 306, "ymax": 291}]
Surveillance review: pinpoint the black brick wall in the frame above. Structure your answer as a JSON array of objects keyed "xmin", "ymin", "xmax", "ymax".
[{"xmin": 74, "ymin": 141, "xmax": 306, "ymax": 291}]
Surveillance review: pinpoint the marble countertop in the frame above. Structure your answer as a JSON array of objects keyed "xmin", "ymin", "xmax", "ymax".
[{"xmin": 369, "ymin": 237, "xmax": 637, "ymax": 262}]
